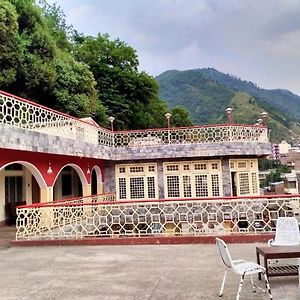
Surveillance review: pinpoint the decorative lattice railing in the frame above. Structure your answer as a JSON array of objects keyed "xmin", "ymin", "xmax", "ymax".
[
  {"xmin": 45, "ymin": 193, "xmax": 116, "ymax": 206},
  {"xmin": 1, "ymin": 90, "xmax": 268, "ymax": 149},
  {"xmin": 0, "ymin": 91, "xmax": 113, "ymax": 146},
  {"xmin": 113, "ymin": 124, "xmax": 268, "ymax": 147},
  {"xmin": 16, "ymin": 195, "xmax": 300, "ymax": 240}
]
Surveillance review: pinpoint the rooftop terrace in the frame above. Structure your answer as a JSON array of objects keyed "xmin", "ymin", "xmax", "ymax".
[
  {"xmin": 1, "ymin": 242, "xmax": 299, "ymax": 299},
  {"xmin": 0, "ymin": 90, "xmax": 271, "ymax": 160}
]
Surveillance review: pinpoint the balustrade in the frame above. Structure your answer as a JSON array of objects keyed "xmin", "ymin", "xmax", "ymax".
[
  {"xmin": 1, "ymin": 91, "xmax": 268, "ymax": 149},
  {"xmin": 16, "ymin": 195, "xmax": 300, "ymax": 240}
]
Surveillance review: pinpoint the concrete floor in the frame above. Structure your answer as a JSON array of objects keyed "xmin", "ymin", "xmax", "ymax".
[{"xmin": 0, "ymin": 242, "xmax": 299, "ymax": 300}]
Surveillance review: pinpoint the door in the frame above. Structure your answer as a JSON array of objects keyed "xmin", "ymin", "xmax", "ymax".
[{"xmin": 5, "ymin": 176, "xmax": 23, "ymax": 224}]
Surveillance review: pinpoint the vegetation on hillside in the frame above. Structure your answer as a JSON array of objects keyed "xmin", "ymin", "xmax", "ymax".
[
  {"xmin": 198, "ymin": 68, "xmax": 300, "ymax": 122},
  {"xmin": 0, "ymin": 0, "xmax": 192, "ymax": 130},
  {"xmin": 157, "ymin": 69, "xmax": 300, "ymax": 143}
]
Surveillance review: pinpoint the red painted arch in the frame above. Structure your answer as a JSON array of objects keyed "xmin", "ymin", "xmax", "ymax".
[{"xmin": 0, "ymin": 148, "xmax": 104, "ymax": 186}]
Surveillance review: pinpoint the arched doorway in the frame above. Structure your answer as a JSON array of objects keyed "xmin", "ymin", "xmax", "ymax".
[
  {"xmin": 91, "ymin": 166, "xmax": 103, "ymax": 195},
  {"xmin": 53, "ymin": 164, "xmax": 86, "ymax": 200},
  {"xmin": 0, "ymin": 162, "xmax": 46, "ymax": 225}
]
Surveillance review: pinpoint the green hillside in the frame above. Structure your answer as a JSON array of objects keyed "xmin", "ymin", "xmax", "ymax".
[
  {"xmin": 198, "ymin": 68, "xmax": 300, "ymax": 122},
  {"xmin": 157, "ymin": 69, "xmax": 300, "ymax": 143}
]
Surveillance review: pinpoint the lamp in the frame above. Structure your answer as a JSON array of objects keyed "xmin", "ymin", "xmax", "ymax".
[
  {"xmin": 225, "ymin": 107, "xmax": 233, "ymax": 124},
  {"xmin": 47, "ymin": 161, "xmax": 53, "ymax": 175},
  {"xmin": 261, "ymin": 112, "xmax": 268, "ymax": 126},
  {"xmin": 87, "ymin": 165, "xmax": 90, "ymax": 175},
  {"xmin": 108, "ymin": 116, "xmax": 115, "ymax": 131},
  {"xmin": 256, "ymin": 118, "xmax": 263, "ymax": 125},
  {"xmin": 165, "ymin": 112, "xmax": 172, "ymax": 129}
]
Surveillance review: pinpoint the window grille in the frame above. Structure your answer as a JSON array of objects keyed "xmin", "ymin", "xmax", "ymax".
[
  {"xmin": 183, "ymin": 175, "xmax": 192, "ymax": 197},
  {"xmin": 119, "ymin": 178, "xmax": 127, "ymax": 199},
  {"xmin": 116, "ymin": 163, "xmax": 158, "ymax": 200},
  {"xmin": 166, "ymin": 165, "xmax": 179, "ymax": 172},
  {"xmin": 167, "ymin": 175, "xmax": 180, "ymax": 197},
  {"xmin": 130, "ymin": 177, "xmax": 145, "ymax": 199},
  {"xmin": 195, "ymin": 175, "xmax": 208, "ymax": 197},
  {"xmin": 130, "ymin": 166, "xmax": 144, "ymax": 173},
  {"xmin": 239, "ymin": 173, "xmax": 250, "ymax": 195},
  {"xmin": 251, "ymin": 172, "xmax": 258, "ymax": 194},
  {"xmin": 148, "ymin": 166, "xmax": 155, "ymax": 172},
  {"xmin": 211, "ymin": 163, "xmax": 218, "ymax": 170},
  {"xmin": 147, "ymin": 177, "xmax": 156, "ymax": 198},
  {"xmin": 183, "ymin": 164, "xmax": 190, "ymax": 171},
  {"xmin": 211, "ymin": 174, "xmax": 220, "ymax": 196},
  {"xmin": 194, "ymin": 163, "xmax": 207, "ymax": 170},
  {"xmin": 238, "ymin": 162, "xmax": 247, "ymax": 168}
]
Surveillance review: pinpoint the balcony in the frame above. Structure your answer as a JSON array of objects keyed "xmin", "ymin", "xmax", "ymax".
[{"xmin": 0, "ymin": 90, "xmax": 271, "ymax": 160}]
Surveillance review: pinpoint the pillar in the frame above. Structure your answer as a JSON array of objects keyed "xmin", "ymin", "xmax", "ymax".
[
  {"xmin": 221, "ymin": 158, "xmax": 232, "ymax": 197},
  {"xmin": 39, "ymin": 187, "xmax": 54, "ymax": 229},
  {"xmin": 40, "ymin": 187, "xmax": 53, "ymax": 203}
]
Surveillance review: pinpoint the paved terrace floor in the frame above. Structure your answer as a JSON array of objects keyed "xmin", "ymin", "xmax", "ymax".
[{"xmin": 0, "ymin": 233, "xmax": 300, "ymax": 300}]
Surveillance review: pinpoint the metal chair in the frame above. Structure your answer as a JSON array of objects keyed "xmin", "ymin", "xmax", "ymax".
[
  {"xmin": 216, "ymin": 238, "xmax": 272, "ymax": 300},
  {"xmin": 268, "ymin": 217, "xmax": 300, "ymax": 246}
]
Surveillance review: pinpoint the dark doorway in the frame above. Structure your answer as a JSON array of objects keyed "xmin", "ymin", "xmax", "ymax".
[
  {"xmin": 91, "ymin": 169, "xmax": 97, "ymax": 195},
  {"xmin": 31, "ymin": 175, "xmax": 40, "ymax": 204},
  {"xmin": 231, "ymin": 172, "xmax": 237, "ymax": 196},
  {"xmin": 5, "ymin": 176, "xmax": 23, "ymax": 225}
]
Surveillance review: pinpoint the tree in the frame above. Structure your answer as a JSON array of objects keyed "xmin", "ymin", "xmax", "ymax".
[
  {"xmin": 50, "ymin": 56, "xmax": 106, "ymax": 123},
  {"xmin": 0, "ymin": 1, "xmax": 20, "ymax": 86},
  {"xmin": 171, "ymin": 106, "xmax": 193, "ymax": 127}
]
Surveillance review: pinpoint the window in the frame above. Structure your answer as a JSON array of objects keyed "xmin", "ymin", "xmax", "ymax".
[
  {"xmin": 238, "ymin": 162, "xmax": 247, "ymax": 169},
  {"xmin": 251, "ymin": 173, "xmax": 258, "ymax": 194},
  {"xmin": 164, "ymin": 160, "xmax": 222, "ymax": 198},
  {"xmin": 194, "ymin": 163, "xmax": 207, "ymax": 170},
  {"xmin": 148, "ymin": 166, "xmax": 155, "ymax": 172},
  {"xmin": 130, "ymin": 177, "xmax": 145, "ymax": 199},
  {"xmin": 183, "ymin": 164, "xmax": 190, "ymax": 171},
  {"xmin": 211, "ymin": 163, "xmax": 218, "ymax": 170},
  {"xmin": 119, "ymin": 178, "xmax": 127, "ymax": 199},
  {"xmin": 130, "ymin": 166, "xmax": 144, "ymax": 173},
  {"xmin": 195, "ymin": 175, "xmax": 208, "ymax": 197},
  {"xmin": 230, "ymin": 159, "xmax": 259, "ymax": 196},
  {"xmin": 147, "ymin": 177, "xmax": 156, "ymax": 198},
  {"xmin": 116, "ymin": 164, "xmax": 157, "ymax": 200},
  {"xmin": 183, "ymin": 175, "xmax": 192, "ymax": 197},
  {"xmin": 167, "ymin": 175, "xmax": 180, "ymax": 197},
  {"xmin": 166, "ymin": 165, "xmax": 179, "ymax": 171},
  {"xmin": 239, "ymin": 173, "xmax": 250, "ymax": 195},
  {"xmin": 211, "ymin": 174, "xmax": 220, "ymax": 196}
]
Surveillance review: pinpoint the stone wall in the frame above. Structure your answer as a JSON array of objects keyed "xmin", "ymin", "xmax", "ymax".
[{"xmin": 0, "ymin": 124, "xmax": 272, "ymax": 162}]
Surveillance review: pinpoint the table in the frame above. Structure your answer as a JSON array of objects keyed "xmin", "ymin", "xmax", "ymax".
[{"xmin": 256, "ymin": 246, "xmax": 300, "ymax": 281}]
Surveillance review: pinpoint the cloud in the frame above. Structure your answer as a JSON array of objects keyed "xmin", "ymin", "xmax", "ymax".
[{"xmin": 47, "ymin": 0, "xmax": 300, "ymax": 95}]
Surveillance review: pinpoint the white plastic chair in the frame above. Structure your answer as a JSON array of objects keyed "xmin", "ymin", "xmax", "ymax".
[
  {"xmin": 268, "ymin": 217, "xmax": 300, "ymax": 246},
  {"xmin": 216, "ymin": 238, "xmax": 272, "ymax": 300}
]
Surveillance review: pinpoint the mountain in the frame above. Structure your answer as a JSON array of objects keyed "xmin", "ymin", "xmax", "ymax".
[
  {"xmin": 156, "ymin": 69, "xmax": 300, "ymax": 143},
  {"xmin": 198, "ymin": 68, "xmax": 300, "ymax": 121}
]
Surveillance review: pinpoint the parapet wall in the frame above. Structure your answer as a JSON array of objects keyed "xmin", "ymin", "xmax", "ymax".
[{"xmin": 0, "ymin": 123, "xmax": 272, "ymax": 161}]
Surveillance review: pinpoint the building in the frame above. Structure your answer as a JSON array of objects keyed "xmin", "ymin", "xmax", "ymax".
[{"xmin": 4, "ymin": 90, "xmax": 295, "ymax": 241}]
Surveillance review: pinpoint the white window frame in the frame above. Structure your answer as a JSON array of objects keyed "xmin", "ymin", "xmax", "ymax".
[
  {"xmin": 116, "ymin": 163, "xmax": 158, "ymax": 200},
  {"xmin": 230, "ymin": 159, "xmax": 259, "ymax": 196},
  {"xmin": 163, "ymin": 160, "xmax": 223, "ymax": 199}
]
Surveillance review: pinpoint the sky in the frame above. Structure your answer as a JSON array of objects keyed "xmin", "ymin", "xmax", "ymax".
[{"xmin": 48, "ymin": 0, "xmax": 300, "ymax": 96}]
